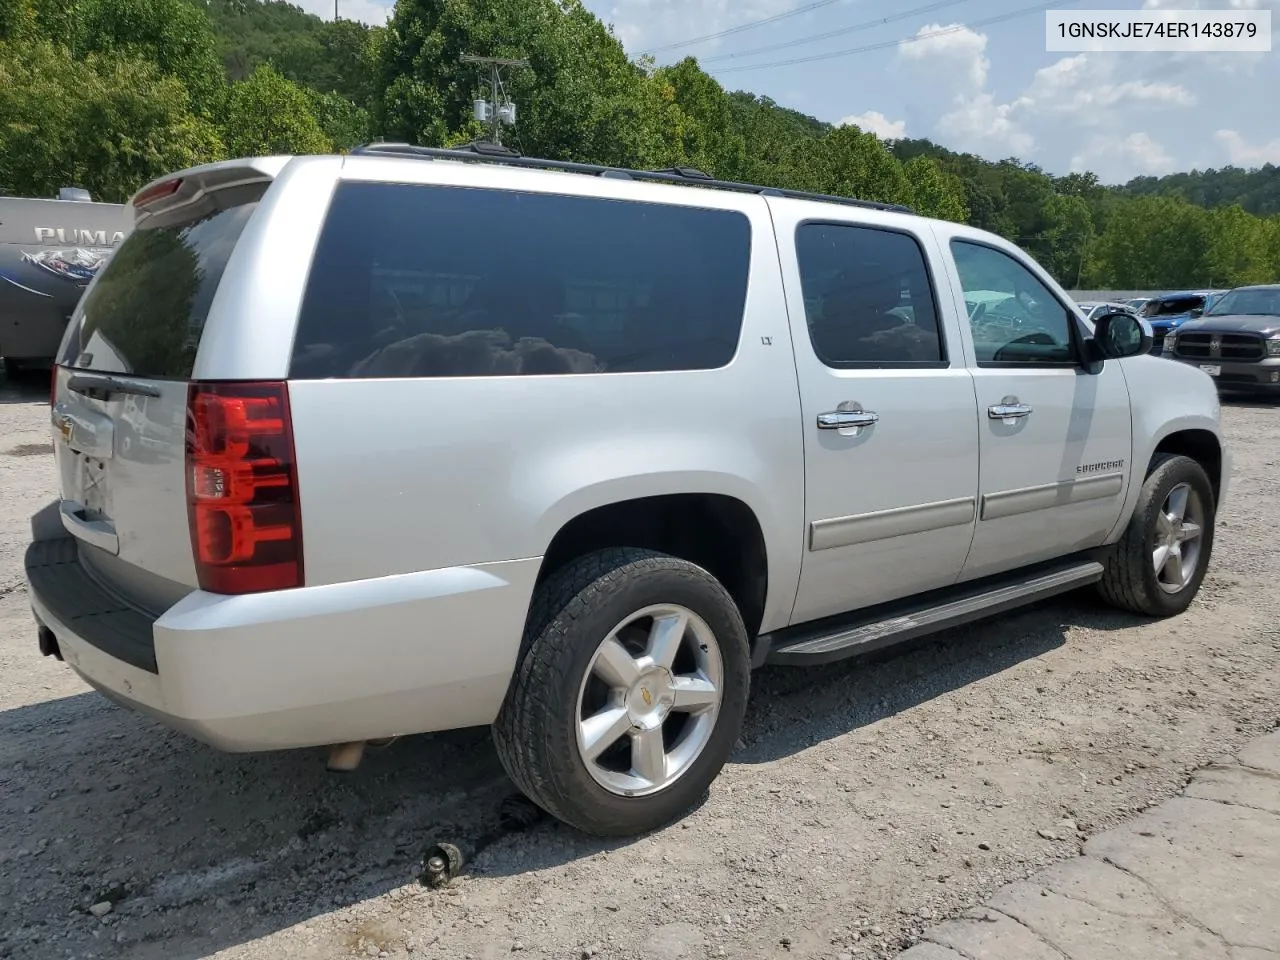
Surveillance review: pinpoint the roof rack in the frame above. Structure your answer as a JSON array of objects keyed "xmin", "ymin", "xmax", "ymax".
[{"xmin": 349, "ymin": 141, "xmax": 916, "ymax": 215}]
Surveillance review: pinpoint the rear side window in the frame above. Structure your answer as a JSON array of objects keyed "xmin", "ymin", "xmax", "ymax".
[
  {"xmin": 794, "ymin": 222, "xmax": 945, "ymax": 366},
  {"xmin": 290, "ymin": 183, "xmax": 752, "ymax": 378},
  {"xmin": 61, "ymin": 184, "xmax": 265, "ymax": 379}
]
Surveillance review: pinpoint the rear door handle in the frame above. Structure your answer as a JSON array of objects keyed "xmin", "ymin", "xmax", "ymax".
[
  {"xmin": 817, "ymin": 407, "xmax": 879, "ymax": 430},
  {"xmin": 988, "ymin": 400, "xmax": 1032, "ymax": 420}
]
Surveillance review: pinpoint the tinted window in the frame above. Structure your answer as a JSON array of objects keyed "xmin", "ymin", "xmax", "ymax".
[
  {"xmin": 794, "ymin": 223, "xmax": 944, "ymax": 366},
  {"xmin": 1142, "ymin": 296, "xmax": 1203, "ymax": 318},
  {"xmin": 62, "ymin": 187, "xmax": 264, "ymax": 379},
  {"xmin": 290, "ymin": 183, "xmax": 752, "ymax": 378},
  {"xmin": 951, "ymin": 240, "xmax": 1076, "ymax": 365}
]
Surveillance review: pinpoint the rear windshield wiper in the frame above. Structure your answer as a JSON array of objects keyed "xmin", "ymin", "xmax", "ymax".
[{"xmin": 66, "ymin": 373, "xmax": 162, "ymax": 400}]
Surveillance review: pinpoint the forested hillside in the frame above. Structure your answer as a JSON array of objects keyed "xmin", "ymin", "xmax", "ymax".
[
  {"xmin": 1118, "ymin": 165, "xmax": 1280, "ymax": 218},
  {"xmin": 2, "ymin": 0, "xmax": 1278, "ymax": 290}
]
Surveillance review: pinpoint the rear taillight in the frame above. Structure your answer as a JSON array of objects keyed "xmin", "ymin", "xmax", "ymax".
[
  {"xmin": 50, "ymin": 364, "xmax": 57, "ymax": 405},
  {"xmin": 133, "ymin": 178, "xmax": 182, "ymax": 207},
  {"xmin": 185, "ymin": 381, "xmax": 303, "ymax": 594}
]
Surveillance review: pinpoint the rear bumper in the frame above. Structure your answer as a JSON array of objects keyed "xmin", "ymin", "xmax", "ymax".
[{"xmin": 26, "ymin": 533, "xmax": 540, "ymax": 751}]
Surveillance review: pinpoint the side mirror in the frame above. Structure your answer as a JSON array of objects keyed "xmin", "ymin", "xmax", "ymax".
[
  {"xmin": 1189, "ymin": 307, "xmax": 1204, "ymax": 319},
  {"xmin": 1089, "ymin": 312, "xmax": 1153, "ymax": 363}
]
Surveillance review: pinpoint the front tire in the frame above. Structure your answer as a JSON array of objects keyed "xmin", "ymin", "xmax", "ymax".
[
  {"xmin": 492, "ymin": 548, "xmax": 750, "ymax": 837},
  {"xmin": 1097, "ymin": 453, "xmax": 1216, "ymax": 617}
]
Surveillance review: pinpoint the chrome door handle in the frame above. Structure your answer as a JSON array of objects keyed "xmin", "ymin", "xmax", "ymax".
[
  {"xmin": 988, "ymin": 400, "xmax": 1033, "ymax": 420},
  {"xmin": 817, "ymin": 409, "xmax": 879, "ymax": 430}
]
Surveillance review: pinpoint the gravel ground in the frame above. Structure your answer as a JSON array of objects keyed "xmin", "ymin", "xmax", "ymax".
[{"xmin": 2, "ymin": 370, "xmax": 1278, "ymax": 960}]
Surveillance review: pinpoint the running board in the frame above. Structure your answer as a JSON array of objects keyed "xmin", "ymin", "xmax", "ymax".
[{"xmin": 763, "ymin": 559, "xmax": 1104, "ymax": 667}]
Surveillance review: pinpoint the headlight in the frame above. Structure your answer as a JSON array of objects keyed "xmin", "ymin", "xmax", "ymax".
[{"xmin": 1268, "ymin": 336, "xmax": 1280, "ymax": 357}]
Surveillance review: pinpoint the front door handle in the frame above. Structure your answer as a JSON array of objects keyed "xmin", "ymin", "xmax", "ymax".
[
  {"xmin": 988, "ymin": 398, "xmax": 1033, "ymax": 421},
  {"xmin": 817, "ymin": 405, "xmax": 879, "ymax": 430}
]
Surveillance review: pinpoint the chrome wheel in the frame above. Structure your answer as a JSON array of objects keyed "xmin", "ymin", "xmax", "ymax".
[
  {"xmin": 1153, "ymin": 481, "xmax": 1205, "ymax": 595},
  {"xmin": 575, "ymin": 603, "xmax": 724, "ymax": 798}
]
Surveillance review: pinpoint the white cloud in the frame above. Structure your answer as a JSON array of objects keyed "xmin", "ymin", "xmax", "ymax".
[
  {"xmin": 298, "ymin": 0, "xmax": 391, "ymax": 25},
  {"xmin": 1215, "ymin": 129, "xmax": 1280, "ymax": 166},
  {"xmin": 1018, "ymin": 54, "xmax": 1196, "ymax": 124},
  {"xmin": 839, "ymin": 111, "xmax": 906, "ymax": 140},
  {"xmin": 1071, "ymin": 132, "xmax": 1176, "ymax": 181},
  {"xmin": 899, "ymin": 23, "xmax": 989, "ymax": 89},
  {"xmin": 939, "ymin": 93, "xmax": 1033, "ymax": 156}
]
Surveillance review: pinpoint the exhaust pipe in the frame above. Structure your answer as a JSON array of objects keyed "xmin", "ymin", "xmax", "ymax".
[
  {"xmin": 326, "ymin": 740, "xmax": 367, "ymax": 772},
  {"xmin": 38, "ymin": 626, "xmax": 62, "ymax": 661}
]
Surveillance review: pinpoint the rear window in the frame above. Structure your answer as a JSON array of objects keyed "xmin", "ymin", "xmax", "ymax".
[
  {"xmin": 60, "ymin": 185, "xmax": 265, "ymax": 379},
  {"xmin": 289, "ymin": 182, "xmax": 752, "ymax": 378}
]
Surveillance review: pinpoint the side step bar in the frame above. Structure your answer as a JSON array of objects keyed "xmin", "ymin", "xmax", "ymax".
[{"xmin": 763, "ymin": 560, "xmax": 1104, "ymax": 667}]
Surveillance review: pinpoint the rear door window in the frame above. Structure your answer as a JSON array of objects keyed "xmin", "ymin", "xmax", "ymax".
[
  {"xmin": 794, "ymin": 222, "xmax": 946, "ymax": 366},
  {"xmin": 289, "ymin": 182, "xmax": 752, "ymax": 378},
  {"xmin": 60, "ymin": 184, "xmax": 266, "ymax": 379}
]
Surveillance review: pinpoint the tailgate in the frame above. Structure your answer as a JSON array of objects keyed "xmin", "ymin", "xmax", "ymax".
[{"xmin": 51, "ymin": 176, "xmax": 269, "ymax": 608}]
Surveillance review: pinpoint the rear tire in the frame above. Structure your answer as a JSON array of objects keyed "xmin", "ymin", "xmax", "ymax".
[
  {"xmin": 492, "ymin": 548, "xmax": 750, "ymax": 837},
  {"xmin": 1096, "ymin": 453, "xmax": 1215, "ymax": 617}
]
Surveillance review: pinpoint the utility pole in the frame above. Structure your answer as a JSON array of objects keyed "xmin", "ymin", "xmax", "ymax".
[{"xmin": 461, "ymin": 54, "xmax": 528, "ymax": 146}]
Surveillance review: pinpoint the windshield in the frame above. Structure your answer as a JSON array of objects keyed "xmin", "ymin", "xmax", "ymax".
[
  {"xmin": 1142, "ymin": 296, "xmax": 1203, "ymax": 318},
  {"xmin": 1206, "ymin": 288, "xmax": 1280, "ymax": 317}
]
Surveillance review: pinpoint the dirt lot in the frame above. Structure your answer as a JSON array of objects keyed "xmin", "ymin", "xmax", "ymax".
[{"xmin": 2, "ymin": 371, "xmax": 1278, "ymax": 960}]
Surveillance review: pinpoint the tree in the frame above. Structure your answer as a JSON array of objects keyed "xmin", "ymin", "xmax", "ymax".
[
  {"xmin": 73, "ymin": 0, "xmax": 227, "ymax": 117},
  {"xmin": 792, "ymin": 125, "xmax": 908, "ymax": 206},
  {"xmin": 220, "ymin": 64, "xmax": 331, "ymax": 157},
  {"xmin": 375, "ymin": 0, "xmax": 660, "ymax": 167},
  {"xmin": 0, "ymin": 38, "xmax": 223, "ymax": 201},
  {"xmin": 902, "ymin": 156, "xmax": 968, "ymax": 223},
  {"xmin": 306, "ymin": 89, "xmax": 370, "ymax": 152},
  {"xmin": 1091, "ymin": 196, "xmax": 1211, "ymax": 288},
  {"xmin": 650, "ymin": 58, "xmax": 746, "ymax": 179}
]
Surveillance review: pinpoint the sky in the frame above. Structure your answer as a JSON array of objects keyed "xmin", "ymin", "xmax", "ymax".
[{"xmin": 313, "ymin": 0, "xmax": 1280, "ymax": 184}]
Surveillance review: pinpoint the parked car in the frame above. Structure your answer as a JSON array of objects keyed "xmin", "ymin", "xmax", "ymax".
[
  {"xmin": 1126, "ymin": 297, "xmax": 1152, "ymax": 314},
  {"xmin": 1077, "ymin": 301, "xmax": 1134, "ymax": 323},
  {"xmin": 0, "ymin": 189, "xmax": 127, "ymax": 376},
  {"xmin": 1164, "ymin": 284, "xmax": 1280, "ymax": 394},
  {"xmin": 1139, "ymin": 291, "xmax": 1218, "ymax": 355},
  {"xmin": 26, "ymin": 146, "xmax": 1229, "ymax": 837}
]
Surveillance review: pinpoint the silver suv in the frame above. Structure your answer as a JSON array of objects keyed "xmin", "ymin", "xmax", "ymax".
[{"xmin": 26, "ymin": 144, "xmax": 1230, "ymax": 837}]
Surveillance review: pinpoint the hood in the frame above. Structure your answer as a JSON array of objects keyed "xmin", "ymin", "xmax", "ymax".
[
  {"xmin": 1176, "ymin": 314, "xmax": 1280, "ymax": 337},
  {"xmin": 1148, "ymin": 313, "xmax": 1193, "ymax": 330}
]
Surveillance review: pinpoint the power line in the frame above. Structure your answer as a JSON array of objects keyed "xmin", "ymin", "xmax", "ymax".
[
  {"xmin": 700, "ymin": 0, "xmax": 977, "ymax": 64},
  {"xmin": 641, "ymin": 0, "xmax": 845, "ymax": 55},
  {"xmin": 713, "ymin": 0, "xmax": 1080, "ymax": 74}
]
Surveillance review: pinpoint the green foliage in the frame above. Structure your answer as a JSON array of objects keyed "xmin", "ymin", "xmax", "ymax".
[
  {"xmin": 74, "ymin": 0, "xmax": 227, "ymax": 117},
  {"xmin": 220, "ymin": 63, "xmax": 331, "ymax": 156},
  {"xmin": 1121, "ymin": 165, "xmax": 1280, "ymax": 218},
  {"xmin": 902, "ymin": 156, "xmax": 969, "ymax": 223},
  {"xmin": 307, "ymin": 89, "xmax": 370, "ymax": 151},
  {"xmin": 0, "ymin": 38, "xmax": 223, "ymax": 201},
  {"xmin": 376, "ymin": 0, "xmax": 659, "ymax": 167}
]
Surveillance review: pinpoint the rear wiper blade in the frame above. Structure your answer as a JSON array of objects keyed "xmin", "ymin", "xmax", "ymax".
[{"xmin": 66, "ymin": 373, "xmax": 162, "ymax": 399}]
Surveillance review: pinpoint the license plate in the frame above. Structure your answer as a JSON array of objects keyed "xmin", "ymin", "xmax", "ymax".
[{"xmin": 1199, "ymin": 364, "xmax": 1221, "ymax": 377}]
